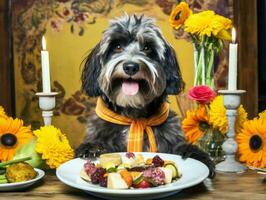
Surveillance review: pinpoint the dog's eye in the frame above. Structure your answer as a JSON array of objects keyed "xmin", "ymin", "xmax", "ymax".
[
  {"xmin": 143, "ymin": 45, "xmax": 151, "ymax": 53},
  {"xmin": 114, "ymin": 44, "xmax": 123, "ymax": 53}
]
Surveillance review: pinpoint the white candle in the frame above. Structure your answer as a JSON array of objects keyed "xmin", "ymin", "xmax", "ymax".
[
  {"xmin": 228, "ymin": 27, "xmax": 238, "ymax": 90},
  {"xmin": 41, "ymin": 36, "xmax": 51, "ymax": 93}
]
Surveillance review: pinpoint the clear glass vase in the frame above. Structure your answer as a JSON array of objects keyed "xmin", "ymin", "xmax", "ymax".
[{"xmin": 197, "ymin": 128, "xmax": 225, "ymax": 164}]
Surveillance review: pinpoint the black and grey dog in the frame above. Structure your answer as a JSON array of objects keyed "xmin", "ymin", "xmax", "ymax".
[{"xmin": 76, "ymin": 14, "xmax": 215, "ymax": 177}]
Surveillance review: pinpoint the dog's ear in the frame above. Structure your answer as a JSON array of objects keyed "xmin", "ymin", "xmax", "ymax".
[
  {"xmin": 163, "ymin": 44, "xmax": 185, "ymax": 94},
  {"xmin": 81, "ymin": 43, "xmax": 102, "ymax": 97}
]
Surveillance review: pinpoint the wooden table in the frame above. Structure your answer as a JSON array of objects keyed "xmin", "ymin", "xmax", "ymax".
[{"xmin": 0, "ymin": 171, "xmax": 265, "ymax": 200}]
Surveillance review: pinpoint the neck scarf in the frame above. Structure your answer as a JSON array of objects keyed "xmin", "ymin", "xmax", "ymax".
[{"xmin": 95, "ymin": 98, "xmax": 169, "ymax": 152}]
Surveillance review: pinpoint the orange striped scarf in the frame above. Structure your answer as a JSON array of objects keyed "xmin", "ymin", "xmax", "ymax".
[{"xmin": 95, "ymin": 98, "xmax": 170, "ymax": 152}]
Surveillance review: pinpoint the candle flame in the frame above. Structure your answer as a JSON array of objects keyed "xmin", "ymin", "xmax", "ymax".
[
  {"xmin": 232, "ymin": 27, "xmax": 236, "ymax": 43},
  {"xmin": 42, "ymin": 36, "xmax": 46, "ymax": 50}
]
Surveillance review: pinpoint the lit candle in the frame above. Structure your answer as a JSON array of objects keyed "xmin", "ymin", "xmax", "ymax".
[
  {"xmin": 41, "ymin": 36, "xmax": 51, "ymax": 93},
  {"xmin": 228, "ymin": 27, "xmax": 238, "ymax": 90}
]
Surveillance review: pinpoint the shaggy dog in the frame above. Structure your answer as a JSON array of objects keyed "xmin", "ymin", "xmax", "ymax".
[{"xmin": 75, "ymin": 14, "xmax": 215, "ymax": 177}]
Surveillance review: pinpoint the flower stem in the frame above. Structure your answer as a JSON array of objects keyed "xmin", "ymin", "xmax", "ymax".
[
  {"xmin": 201, "ymin": 45, "xmax": 206, "ymax": 85},
  {"xmin": 206, "ymin": 49, "xmax": 215, "ymax": 87},
  {"xmin": 0, "ymin": 156, "xmax": 32, "ymax": 168}
]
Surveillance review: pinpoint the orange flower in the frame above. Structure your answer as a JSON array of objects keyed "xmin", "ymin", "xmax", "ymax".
[
  {"xmin": 0, "ymin": 117, "xmax": 33, "ymax": 161},
  {"xmin": 237, "ymin": 118, "xmax": 266, "ymax": 168},
  {"xmin": 169, "ymin": 2, "xmax": 192, "ymax": 29},
  {"xmin": 182, "ymin": 105, "xmax": 209, "ymax": 144}
]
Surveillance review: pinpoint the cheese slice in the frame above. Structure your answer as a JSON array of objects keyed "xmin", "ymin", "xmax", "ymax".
[
  {"xmin": 107, "ymin": 173, "xmax": 128, "ymax": 189},
  {"xmin": 160, "ymin": 167, "xmax": 173, "ymax": 184}
]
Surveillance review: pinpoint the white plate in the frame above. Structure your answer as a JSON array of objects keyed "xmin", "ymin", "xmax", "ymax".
[
  {"xmin": 0, "ymin": 168, "xmax": 45, "ymax": 191},
  {"xmin": 56, "ymin": 153, "xmax": 209, "ymax": 200}
]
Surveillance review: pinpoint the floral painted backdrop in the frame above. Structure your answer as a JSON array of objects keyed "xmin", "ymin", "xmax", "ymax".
[{"xmin": 12, "ymin": 0, "xmax": 232, "ymax": 147}]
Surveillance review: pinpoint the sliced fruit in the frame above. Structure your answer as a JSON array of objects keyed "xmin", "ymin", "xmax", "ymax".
[
  {"xmin": 160, "ymin": 167, "xmax": 173, "ymax": 184},
  {"xmin": 133, "ymin": 180, "xmax": 151, "ymax": 188},
  {"xmin": 80, "ymin": 168, "xmax": 91, "ymax": 182},
  {"xmin": 100, "ymin": 153, "xmax": 121, "ymax": 168},
  {"xmin": 107, "ymin": 173, "xmax": 128, "ymax": 189},
  {"xmin": 117, "ymin": 163, "xmax": 131, "ymax": 170},
  {"xmin": 130, "ymin": 171, "xmax": 142, "ymax": 181},
  {"xmin": 107, "ymin": 167, "xmax": 117, "ymax": 173},
  {"xmin": 121, "ymin": 156, "xmax": 136, "ymax": 167},
  {"xmin": 102, "ymin": 161, "xmax": 116, "ymax": 170},
  {"xmin": 119, "ymin": 170, "xmax": 133, "ymax": 187},
  {"xmin": 145, "ymin": 158, "xmax": 153, "ymax": 165},
  {"xmin": 132, "ymin": 174, "xmax": 144, "ymax": 185},
  {"xmin": 164, "ymin": 160, "xmax": 175, "ymax": 165},
  {"xmin": 135, "ymin": 154, "xmax": 145, "ymax": 166},
  {"xmin": 164, "ymin": 163, "xmax": 180, "ymax": 178}
]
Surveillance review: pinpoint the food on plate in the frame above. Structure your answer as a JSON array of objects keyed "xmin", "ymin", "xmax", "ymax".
[
  {"xmin": 6, "ymin": 162, "xmax": 37, "ymax": 183},
  {"xmin": 0, "ymin": 157, "xmax": 37, "ymax": 184},
  {"xmin": 80, "ymin": 153, "xmax": 181, "ymax": 189}
]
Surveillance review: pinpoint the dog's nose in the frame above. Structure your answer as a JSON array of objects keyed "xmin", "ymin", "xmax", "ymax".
[{"xmin": 123, "ymin": 62, "xmax": 139, "ymax": 76}]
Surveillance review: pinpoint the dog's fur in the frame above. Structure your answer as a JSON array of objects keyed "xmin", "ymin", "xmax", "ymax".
[{"xmin": 75, "ymin": 14, "xmax": 215, "ymax": 177}]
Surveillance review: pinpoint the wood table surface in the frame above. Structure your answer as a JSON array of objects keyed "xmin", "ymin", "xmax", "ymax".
[{"xmin": 0, "ymin": 170, "xmax": 265, "ymax": 200}]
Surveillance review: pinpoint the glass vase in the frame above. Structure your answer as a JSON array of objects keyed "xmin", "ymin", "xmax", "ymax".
[{"xmin": 197, "ymin": 128, "xmax": 224, "ymax": 164}]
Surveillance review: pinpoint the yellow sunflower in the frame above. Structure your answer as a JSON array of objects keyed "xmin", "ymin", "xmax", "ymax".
[
  {"xmin": 0, "ymin": 106, "xmax": 7, "ymax": 119},
  {"xmin": 169, "ymin": 2, "xmax": 192, "ymax": 29},
  {"xmin": 209, "ymin": 96, "xmax": 247, "ymax": 134},
  {"xmin": 237, "ymin": 118, "xmax": 266, "ymax": 168},
  {"xmin": 184, "ymin": 10, "xmax": 232, "ymax": 40},
  {"xmin": 0, "ymin": 117, "xmax": 33, "ymax": 161},
  {"xmin": 34, "ymin": 125, "xmax": 74, "ymax": 169},
  {"xmin": 259, "ymin": 110, "xmax": 266, "ymax": 121},
  {"xmin": 182, "ymin": 105, "xmax": 209, "ymax": 144}
]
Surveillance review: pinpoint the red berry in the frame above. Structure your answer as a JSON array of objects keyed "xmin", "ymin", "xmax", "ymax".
[
  {"xmin": 90, "ymin": 167, "xmax": 106, "ymax": 184},
  {"xmin": 126, "ymin": 152, "xmax": 135, "ymax": 159},
  {"xmin": 99, "ymin": 176, "xmax": 107, "ymax": 187},
  {"xmin": 133, "ymin": 180, "xmax": 151, "ymax": 189},
  {"xmin": 152, "ymin": 155, "xmax": 164, "ymax": 167}
]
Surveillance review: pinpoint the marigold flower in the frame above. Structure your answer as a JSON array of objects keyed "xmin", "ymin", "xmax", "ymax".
[
  {"xmin": 184, "ymin": 10, "xmax": 232, "ymax": 40},
  {"xmin": 169, "ymin": 2, "xmax": 192, "ymax": 29},
  {"xmin": 34, "ymin": 126, "xmax": 74, "ymax": 169},
  {"xmin": 237, "ymin": 118, "xmax": 266, "ymax": 168},
  {"xmin": 209, "ymin": 96, "xmax": 247, "ymax": 134}
]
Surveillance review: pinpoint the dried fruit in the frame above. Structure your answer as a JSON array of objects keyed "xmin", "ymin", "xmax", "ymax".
[
  {"xmin": 152, "ymin": 155, "xmax": 164, "ymax": 167},
  {"xmin": 126, "ymin": 152, "xmax": 135, "ymax": 159},
  {"xmin": 90, "ymin": 167, "xmax": 106, "ymax": 184}
]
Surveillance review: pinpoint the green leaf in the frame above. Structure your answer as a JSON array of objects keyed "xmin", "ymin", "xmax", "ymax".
[{"xmin": 12, "ymin": 138, "xmax": 45, "ymax": 169}]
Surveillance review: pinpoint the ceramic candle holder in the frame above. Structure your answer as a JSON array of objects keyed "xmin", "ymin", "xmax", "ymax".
[
  {"xmin": 36, "ymin": 92, "xmax": 58, "ymax": 126},
  {"xmin": 215, "ymin": 90, "xmax": 247, "ymax": 173}
]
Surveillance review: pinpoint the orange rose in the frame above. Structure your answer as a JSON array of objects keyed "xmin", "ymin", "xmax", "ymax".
[{"xmin": 169, "ymin": 2, "xmax": 192, "ymax": 29}]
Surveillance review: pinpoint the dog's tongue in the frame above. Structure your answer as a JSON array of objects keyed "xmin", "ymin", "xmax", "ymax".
[{"xmin": 122, "ymin": 81, "xmax": 139, "ymax": 95}]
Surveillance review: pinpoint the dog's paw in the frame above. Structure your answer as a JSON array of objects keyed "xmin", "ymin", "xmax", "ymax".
[
  {"xmin": 173, "ymin": 144, "xmax": 216, "ymax": 178},
  {"xmin": 75, "ymin": 143, "xmax": 106, "ymax": 160}
]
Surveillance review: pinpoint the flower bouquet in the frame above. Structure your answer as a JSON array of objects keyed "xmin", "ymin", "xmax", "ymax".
[
  {"xmin": 0, "ymin": 106, "xmax": 74, "ymax": 169},
  {"xmin": 169, "ymin": 1, "xmax": 232, "ymax": 87},
  {"xmin": 182, "ymin": 86, "xmax": 247, "ymax": 163}
]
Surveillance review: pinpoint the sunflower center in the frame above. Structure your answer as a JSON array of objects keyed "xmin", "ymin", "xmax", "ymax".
[
  {"xmin": 175, "ymin": 11, "xmax": 182, "ymax": 20},
  {"xmin": 249, "ymin": 134, "xmax": 263, "ymax": 151},
  {"xmin": 199, "ymin": 121, "xmax": 209, "ymax": 131},
  {"xmin": 0, "ymin": 133, "xmax": 17, "ymax": 147}
]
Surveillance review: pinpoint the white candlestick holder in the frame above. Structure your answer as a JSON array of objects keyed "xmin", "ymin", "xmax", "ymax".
[
  {"xmin": 36, "ymin": 92, "xmax": 59, "ymax": 126},
  {"xmin": 216, "ymin": 90, "xmax": 247, "ymax": 173}
]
